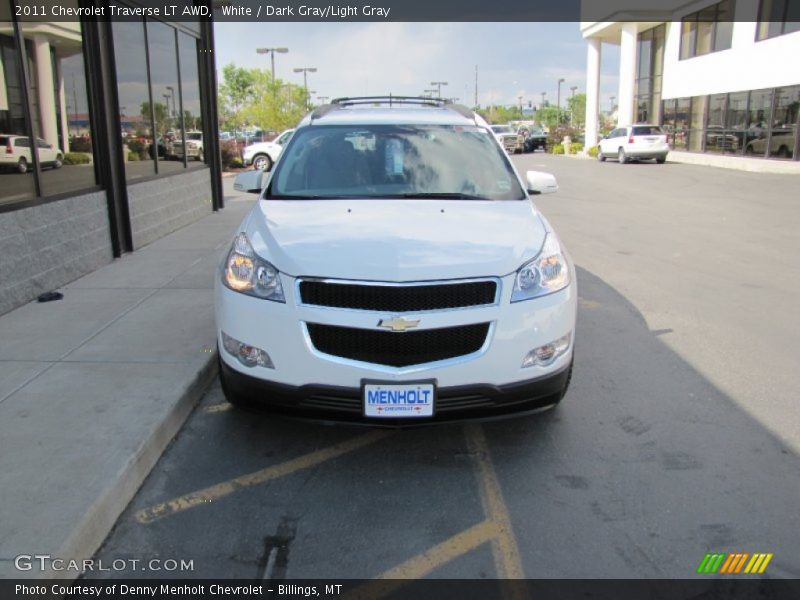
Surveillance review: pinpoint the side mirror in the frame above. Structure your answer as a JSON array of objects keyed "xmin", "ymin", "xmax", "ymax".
[
  {"xmin": 526, "ymin": 170, "xmax": 558, "ymax": 195},
  {"xmin": 233, "ymin": 169, "xmax": 266, "ymax": 194}
]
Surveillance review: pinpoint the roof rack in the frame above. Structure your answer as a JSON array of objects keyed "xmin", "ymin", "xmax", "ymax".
[{"xmin": 309, "ymin": 95, "xmax": 476, "ymax": 122}]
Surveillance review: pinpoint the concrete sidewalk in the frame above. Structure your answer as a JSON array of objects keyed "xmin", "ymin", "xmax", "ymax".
[{"xmin": 0, "ymin": 183, "xmax": 254, "ymax": 579}]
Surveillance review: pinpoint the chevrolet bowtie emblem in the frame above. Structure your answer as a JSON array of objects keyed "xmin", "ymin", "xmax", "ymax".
[{"xmin": 378, "ymin": 317, "xmax": 420, "ymax": 332}]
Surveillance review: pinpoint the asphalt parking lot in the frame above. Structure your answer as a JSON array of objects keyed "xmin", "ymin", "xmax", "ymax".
[{"xmin": 90, "ymin": 157, "xmax": 800, "ymax": 582}]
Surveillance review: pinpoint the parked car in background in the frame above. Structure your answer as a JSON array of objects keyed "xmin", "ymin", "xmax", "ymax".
[
  {"xmin": 172, "ymin": 131, "xmax": 204, "ymax": 161},
  {"xmin": 744, "ymin": 126, "xmax": 796, "ymax": 158},
  {"xmin": 597, "ymin": 124, "xmax": 669, "ymax": 164},
  {"xmin": 242, "ymin": 128, "xmax": 294, "ymax": 171},
  {"xmin": 520, "ymin": 125, "xmax": 548, "ymax": 152},
  {"xmin": 490, "ymin": 124, "xmax": 524, "ymax": 154},
  {"xmin": 0, "ymin": 135, "xmax": 63, "ymax": 173}
]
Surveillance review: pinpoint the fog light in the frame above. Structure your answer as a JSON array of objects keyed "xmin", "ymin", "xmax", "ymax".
[
  {"xmin": 221, "ymin": 331, "xmax": 274, "ymax": 368},
  {"xmin": 522, "ymin": 332, "xmax": 571, "ymax": 368}
]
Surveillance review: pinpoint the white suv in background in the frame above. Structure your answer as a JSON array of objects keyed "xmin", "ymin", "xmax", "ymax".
[
  {"xmin": 598, "ymin": 124, "xmax": 669, "ymax": 164},
  {"xmin": 242, "ymin": 128, "xmax": 294, "ymax": 171},
  {"xmin": 217, "ymin": 97, "xmax": 576, "ymax": 425},
  {"xmin": 0, "ymin": 135, "xmax": 63, "ymax": 173},
  {"xmin": 172, "ymin": 131, "xmax": 204, "ymax": 161}
]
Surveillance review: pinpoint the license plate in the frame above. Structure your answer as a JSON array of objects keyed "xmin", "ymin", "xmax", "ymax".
[{"xmin": 363, "ymin": 381, "xmax": 435, "ymax": 418}]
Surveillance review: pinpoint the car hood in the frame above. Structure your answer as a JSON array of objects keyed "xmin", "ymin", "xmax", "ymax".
[
  {"xmin": 243, "ymin": 199, "xmax": 547, "ymax": 281},
  {"xmin": 244, "ymin": 142, "xmax": 279, "ymax": 153}
]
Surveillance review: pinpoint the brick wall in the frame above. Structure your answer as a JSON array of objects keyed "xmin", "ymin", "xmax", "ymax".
[
  {"xmin": 0, "ymin": 191, "xmax": 113, "ymax": 315},
  {"xmin": 128, "ymin": 168, "xmax": 213, "ymax": 249}
]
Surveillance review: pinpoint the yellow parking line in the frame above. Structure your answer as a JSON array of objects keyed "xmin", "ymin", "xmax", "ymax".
[
  {"xmin": 135, "ymin": 430, "xmax": 392, "ymax": 524},
  {"xmin": 345, "ymin": 520, "xmax": 498, "ymax": 599},
  {"xmin": 203, "ymin": 402, "xmax": 233, "ymax": 414},
  {"xmin": 464, "ymin": 423, "xmax": 525, "ymax": 580}
]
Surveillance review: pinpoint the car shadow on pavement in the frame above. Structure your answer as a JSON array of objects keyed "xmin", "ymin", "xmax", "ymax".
[{"xmin": 91, "ymin": 266, "xmax": 800, "ymax": 581}]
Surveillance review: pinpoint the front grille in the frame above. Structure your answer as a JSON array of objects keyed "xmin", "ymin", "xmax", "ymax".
[
  {"xmin": 299, "ymin": 280, "xmax": 496, "ymax": 312},
  {"xmin": 299, "ymin": 390, "xmax": 494, "ymax": 413},
  {"xmin": 306, "ymin": 322, "xmax": 490, "ymax": 367}
]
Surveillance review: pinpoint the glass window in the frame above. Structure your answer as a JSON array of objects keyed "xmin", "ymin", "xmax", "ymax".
[
  {"xmin": 696, "ymin": 8, "xmax": 715, "ymax": 55},
  {"xmin": 713, "ymin": 1, "xmax": 734, "ymax": 51},
  {"xmin": 726, "ymin": 92, "xmax": 748, "ymax": 154},
  {"xmin": 745, "ymin": 89, "xmax": 772, "ymax": 157},
  {"xmin": 769, "ymin": 85, "xmax": 799, "ymax": 159},
  {"xmin": 113, "ymin": 20, "xmax": 155, "ymax": 180},
  {"xmin": 680, "ymin": 20, "xmax": 696, "ymax": 59},
  {"xmin": 706, "ymin": 94, "xmax": 727, "ymax": 154},
  {"xmin": 178, "ymin": 32, "xmax": 204, "ymax": 168},
  {"xmin": 146, "ymin": 21, "xmax": 183, "ymax": 173},
  {"xmin": 757, "ymin": 0, "xmax": 800, "ymax": 39},
  {"xmin": 681, "ymin": 1, "xmax": 735, "ymax": 58},
  {"xmin": 268, "ymin": 125, "xmax": 526, "ymax": 201},
  {"xmin": 0, "ymin": 12, "xmax": 36, "ymax": 204},
  {"xmin": 19, "ymin": 6, "xmax": 96, "ymax": 197}
]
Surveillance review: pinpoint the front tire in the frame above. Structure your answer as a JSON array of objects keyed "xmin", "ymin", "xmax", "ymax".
[
  {"xmin": 618, "ymin": 148, "xmax": 628, "ymax": 164},
  {"xmin": 218, "ymin": 355, "xmax": 258, "ymax": 411},
  {"xmin": 54, "ymin": 154, "xmax": 63, "ymax": 169},
  {"xmin": 252, "ymin": 154, "xmax": 272, "ymax": 171},
  {"xmin": 597, "ymin": 150, "xmax": 606, "ymax": 162},
  {"xmin": 656, "ymin": 155, "xmax": 666, "ymax": 164},
  {"xmin": 17, "ymin": 157, "xmax": 28, "ymax": 173}
]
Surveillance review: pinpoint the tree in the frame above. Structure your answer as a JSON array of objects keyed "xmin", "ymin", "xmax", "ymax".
[
  {"xmin": 219, "ymin": 63, "xmax": 256, "ymax": 132},
  {"xmin": 140, "ymin": 101, "xmax": 170, "ymax": 135},
  {"xmin": 241, "ymin": 70, "xmax": 308, "ymax": 133},
  {"xmin": 567, "ymin": 93, "xmax": 586, "ymax": 128},
  {"xmin": 534, "ymin": 105, "xmax": 561, "ymax": 129}
]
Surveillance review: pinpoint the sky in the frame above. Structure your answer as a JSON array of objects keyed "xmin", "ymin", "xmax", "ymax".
[{"xmin": 213, "ymin": 22, "xmax": 621, "ymax": 111}]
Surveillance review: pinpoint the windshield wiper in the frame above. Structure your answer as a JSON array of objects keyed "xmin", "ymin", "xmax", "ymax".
[{"xmin": 394, "ymin": 192, "xmax": 487, "ymax": 200}]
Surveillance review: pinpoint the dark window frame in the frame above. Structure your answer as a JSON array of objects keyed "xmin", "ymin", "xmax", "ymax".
[{"xmin": 679, "ymin": 0, "xmax": 736, "ymax": 60}]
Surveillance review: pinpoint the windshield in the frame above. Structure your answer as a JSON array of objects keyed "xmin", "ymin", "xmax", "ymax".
[
  {"xmin": 186, "ymin": 132, "xmax": 202, "ymax": 141},
  {"xmin": 491, "ymin": 125, "xmax": 514, "ymax": 134},
  {"xmin": 267, "ymin": 124, "xmax": 526, "ymax": 201},
  {"xmin": 632, "ymin": 126, "xmax": 663, "ymax": 136}
]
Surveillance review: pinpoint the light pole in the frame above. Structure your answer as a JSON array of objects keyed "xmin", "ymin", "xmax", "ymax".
[
  {"xmin": 540, "ymin": 91, "xmax": 546, "ymax": 110},
  {"xmin": 162, "ymin": 94, "xmax": 171, "ymax": 113},
  {"xmin": 610, "ymin": 95, "xmax": 616, "ymax": 113},
  {"xmin": 518, "ymin": 95, "xmax": 523, "ymax": 112},
  {"xmin": 430, "ymin": 81, "xmax": 448, "ymax": 97},
  {"xmin": 569, "ymin": 86, "xmax": 578, "ymax": 124},
  {"xmin": 256, "ymin": 47, "xmax": 289, "ymax": 86},
  {"xmin": 293, "ymin": 67, "xmax": 317, "ymax": 109},
  {"xmin": 165, "ymin": 85, "xmax": 176, "ymax": 117},
  {"xmin": 556, "ymin": 78, "xmax": 565, "ymax": 124}
]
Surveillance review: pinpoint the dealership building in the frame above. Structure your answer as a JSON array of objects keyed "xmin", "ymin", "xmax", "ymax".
[
  {"xmin": 582, "ymin": 0, "xmax": 800, "ymax": 163},
  {"xmin": 0, "ymin": 1, "xmax": 222, "ymax": 315}
]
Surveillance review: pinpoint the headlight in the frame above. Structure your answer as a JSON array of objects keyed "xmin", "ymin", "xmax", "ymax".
[
  {"xmin": 222, "ymin": 233, "xmax": 285, "ymax": 302},
  {"xmin": 511, "ymin": 233, "xmax": 570, "ymax": 302}
]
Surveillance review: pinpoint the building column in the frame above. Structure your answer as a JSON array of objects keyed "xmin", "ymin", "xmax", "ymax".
[
  {"xmin": 33, "ymin": 35, "xmax": 59, "ymax": 147},
  {"xmin": 617, "ymin": 22, "xmax": 639, "ymax": 126},
  {"xmin": 56, "ymin": 54, "xmax": 70, "ymax": 154},
  {"xmin": 584, "ymin": 37, "xmax": 602, "ymax": 151}
]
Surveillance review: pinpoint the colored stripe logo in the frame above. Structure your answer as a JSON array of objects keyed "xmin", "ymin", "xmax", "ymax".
[{"xmin": 697, "ymin": 552, "xmax": 773, "ymax": 574}]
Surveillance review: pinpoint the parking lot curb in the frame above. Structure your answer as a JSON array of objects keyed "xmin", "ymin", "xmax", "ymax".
[{"xmin": 44, "ymin": 353, "xmax": 218, "ymax": 580}]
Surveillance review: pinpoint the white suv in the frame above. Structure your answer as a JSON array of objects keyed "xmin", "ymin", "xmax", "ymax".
[
  {"xmin": 0, "ymin": 135, "xmax": 64, "ymax": 173},
  {"xmin": 217, "ymin": 97, "xmax": 576, "ymax": 424},
  {"xmin": 598, "ymin": 124, "xmax": 669, "ymax": 164},
  {"xmin": 242, "ymin": 129, "xmax": 294, "ymax": 171}
]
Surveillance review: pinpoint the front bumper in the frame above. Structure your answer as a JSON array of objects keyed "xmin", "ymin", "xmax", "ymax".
[
  {"xmin": 220, "ymin": 357, "xmax": 571, "ymax": 425},
  {"xmin": 215, "ymin": 269, "xmax": 577, "ymax": 423}
]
